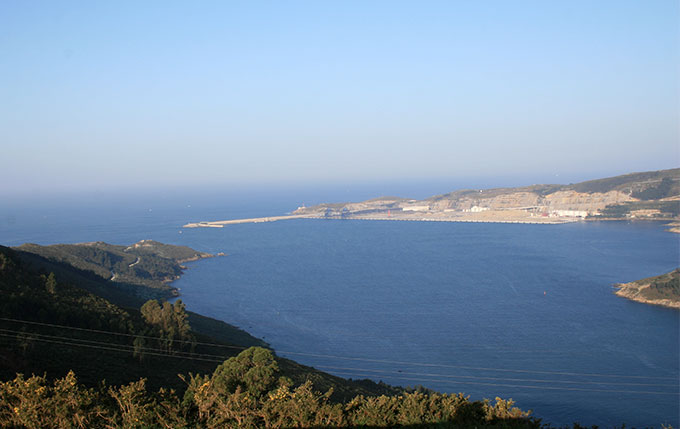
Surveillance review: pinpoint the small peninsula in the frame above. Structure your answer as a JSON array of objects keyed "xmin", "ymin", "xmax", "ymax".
[
  {"xmin": 15, "ymin": 240, "xmax": 215, "ymax": 300},
  {"xmin": 614, "ymin": 269, "xmax": 680, "ymax": 309},
  {"xmin": 185, "ymin": 168, "xmax": 680, "ymax": 228}
]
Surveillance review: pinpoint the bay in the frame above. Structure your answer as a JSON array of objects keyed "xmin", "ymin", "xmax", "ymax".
[{"xmin": 1, "ymin": 189, "xmax": 678, "ymax": 427}]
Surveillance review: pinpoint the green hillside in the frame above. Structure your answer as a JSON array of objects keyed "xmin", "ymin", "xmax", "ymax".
[
  {"xmin": 0, "ymin": 348, "xmax": 537, "ymax": 428},
  {"xmin": 615, "ymin": 269, "xmax": 680, "ymax": 307},
  {"xmin": 0, "ymin": 243, "xmax": 571, "ymax": 427},
  {"xmin": 0, "ymin": 245, "xmax": 403, "ymax": 400},
  {"xmin": 15, "ymin": 240, "xmax": 213, "ymax": 301},
  {"xmin": 567, "ymin": 168, "xmax": 680, "ymax": 196},
  {"xmin": 426, "ymin": 168, "xmax": 680, "ymax": 203},
  {"xmin": 639, "ymin": 269, "xmax": 680, "ymax": 301}
]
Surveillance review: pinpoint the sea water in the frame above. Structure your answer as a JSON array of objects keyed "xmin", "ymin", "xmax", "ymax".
[{"xmin": 1, "ymin": 188, "xmax": 678, "ymax": 427}]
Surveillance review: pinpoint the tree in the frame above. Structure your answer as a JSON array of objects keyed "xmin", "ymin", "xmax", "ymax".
[
  {"xmin": 140, "ymin": 299, "xmax": 194, "ymax": 353},
  {"xmin": 132, "ymin": 336, "xmax": 146, "ymax": 362},
  {"xmin": 212, "ymin": 347, "xmax": 280, "ymax": 398},
  {"xmin": 45, "ymin": 272, "xmax": 57, "ymax": 295}
]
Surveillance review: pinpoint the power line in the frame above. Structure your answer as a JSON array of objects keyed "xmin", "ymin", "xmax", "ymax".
[
  {"xmin": 0, "ymin": 316, "xmax": 251, "ymax": 351},
  {"xmin": 6, "ymin": 326, "xmax": 677, "ymax": 390},
  {"xmin": 313, "ymin": 365, "xmax": 679, "ymax": 388},
  {"xmin": 2, "ymin": 330, "xmax": 678, "ymax": 396},
  {"xmin": 3, "ymin": 333, "xmax": 675, "ymax": 396},
  {"xmin": 275, "ymin": 350, "xmax": 678, "ymax": 381},
  {"xmin": 0, "ymin": 333, "xmax": 224, "ymax": 363},
  {"xmin": 326, "ymin": 370, "xmax": 680, "ymax": 396},
  {"xmin": 0, "ymin": 327, "xmax": 232, "ymax": 361},
  {"xmin": 2, "ymin": 316, "xmax": 677, "ymax": 382}
]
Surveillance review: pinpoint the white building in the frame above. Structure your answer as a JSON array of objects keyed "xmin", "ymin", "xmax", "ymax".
[
  {"xmin": 552, "ymin": 210, "xmax": 588, "ymax": 218},
  {"xmin": 402, "ymin": 205, "xmax": 430, "ymax": 212}
]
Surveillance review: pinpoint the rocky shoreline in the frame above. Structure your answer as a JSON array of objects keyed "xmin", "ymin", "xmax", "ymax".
[
  {"xmin": 613, "ymin": 269, "xmax": 680, "ymax": 309},
  {"xmin": 614, "ymin": 287, "xmax": 680, "ymax": 309}
]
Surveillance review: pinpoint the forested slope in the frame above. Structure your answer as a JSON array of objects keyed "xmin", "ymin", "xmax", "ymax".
[{"xmin": 0, "ymin": 245, "xmax": 403, "ymax": 400}]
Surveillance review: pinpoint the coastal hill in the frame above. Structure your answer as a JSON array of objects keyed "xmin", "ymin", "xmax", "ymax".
[
  {"xmin": 15, "ymin": 240, "xmax": 213, "ymax": 301},
  {"xmin": 615, "ymin": 269, "xmax": 680, "ymax": 309},
  {"xmin": 0, "ymin": 243, "xmax": 537, "ymax": 427},
  {"xmin": 0, "ymin": 244, "xmax": 403, "ymax": 399},
  {"xmin": 292, "ymin": 168, "xmax": 680, "ymax": 224}
]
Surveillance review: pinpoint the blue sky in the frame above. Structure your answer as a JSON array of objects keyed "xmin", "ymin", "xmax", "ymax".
[{"xmin": 1, "ymin": 0, "xmax": 678, "ymax": 195}]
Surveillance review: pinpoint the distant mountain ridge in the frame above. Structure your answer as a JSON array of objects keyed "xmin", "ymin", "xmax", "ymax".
[{"xmin": 293, "ymin": 168, "xmax": 680, "ymax": 223}]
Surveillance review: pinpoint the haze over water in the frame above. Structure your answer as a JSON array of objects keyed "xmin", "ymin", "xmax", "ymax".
[{"xmin": 2, "ymin": 189, "xmax": 678, "ymax": 427}]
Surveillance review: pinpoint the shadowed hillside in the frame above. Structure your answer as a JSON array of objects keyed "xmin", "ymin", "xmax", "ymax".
[{"xmin": 0, "ymin": 245, "xmax": 403, "ymax": 400}]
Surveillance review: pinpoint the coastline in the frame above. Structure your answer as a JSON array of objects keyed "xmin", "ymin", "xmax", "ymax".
[
  {"xmin": 613, "ymin": 286, "xmax": 680, "ymax": 309},
  {"xmin": 184, "ymin": 214, "xmax": 311, "ymax": 228},
  {"xmin": 183, "ymin": 213, "xmax": 577, "ymax": 228},
  {"xmin": 664, "ymin": 221, "xmax": 680, "ymax": 233},
  {"xmin": 184, "ymin": 215, "xmax": 679, "ymax": 229},
  {"xmin": 613, "ymin": 269, "xmax": 680, "ymax": 309}
]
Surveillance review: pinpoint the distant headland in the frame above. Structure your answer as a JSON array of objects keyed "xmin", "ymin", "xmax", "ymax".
[
  {"xmin": 15, "ymin": 240, "xmax": 215, "ymax": 301},
  {"xmin": 184, "ymin": 168, "xmax": 680, "ymax": 228},
  {"xmin": 614, "ymin": 269, "xmax": 680, "ymax": 309}
]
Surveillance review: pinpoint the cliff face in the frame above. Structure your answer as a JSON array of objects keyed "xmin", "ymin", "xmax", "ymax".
[
  {"xmin": 426, "ymin": 190, "xmax": 634, "ymax": 212},
  {"xmin": 427, "ymin": 191, "xmax": 541, "ymax": 211},
  {"xmin": 542, "ymin": 190, "xmax": 635, "ymax": 212}
]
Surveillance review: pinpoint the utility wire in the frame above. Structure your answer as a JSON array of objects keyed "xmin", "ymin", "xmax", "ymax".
[
  {"xmin": 7, "ymin": 325, "xmax": 677, "ymax": 389},
  {"xmin": 9, "ymin": 325, "xmax": 675, "ymax": 389},
  {"xmin": 0, "ymin": 327, "xmax": 232, "ymax": 361},
  {"xmin": 3, "ymin": 322, "xmax": 677, "ymax": 389},
  {"xmin": 2, "ymin": 330, "xmax": 678, "ymax": 396},
  {"xmin": 275, "ymin": 350, "xmax": 678, "ymax": 381},
  {"xmin": 327, "ymin": 370, "xmax": 680, "ymax": 396},
  {"xmin": 2, "ymin": 316, "xmax": 677, "ymax": 382},
  {"xmin": 312, "ymin": 365, "xmax": 679, "ymax": 388},
  {"xmin": 2, "ymin": 332, "xmax": 676, "ymax": 396},
  {"xmin": 0, "ymin": 317, "xmax": 251, "ymax": 350},
  {"xmin": 0, "ymin": 333, "xmax": 224, "ymax": 363}
]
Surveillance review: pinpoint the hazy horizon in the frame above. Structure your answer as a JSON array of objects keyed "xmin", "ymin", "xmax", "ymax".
[
  {"xmin": 2, "ymin": 1, "xmax": 678, "ymax": 195},
  {"xmin": 2, "ymin": 167, "xmax": 676, "ymax": 203}
]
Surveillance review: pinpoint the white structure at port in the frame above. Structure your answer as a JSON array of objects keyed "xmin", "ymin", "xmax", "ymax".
[
  {"xmin": 551, "ymin": 210, "xmax": 588, "ymax": 218},
  {"xmin": 402, "ymin": 205, "xmax": 430, "ymax": 212}
]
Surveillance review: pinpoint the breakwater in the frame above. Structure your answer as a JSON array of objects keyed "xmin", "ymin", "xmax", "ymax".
[
  {"xmin": 183, "ymin": 214, "xmax": 576, "ymax": 228},
  {"xmin": 183, "ymin": 214, "xmax": 313, "ymax": 228}
]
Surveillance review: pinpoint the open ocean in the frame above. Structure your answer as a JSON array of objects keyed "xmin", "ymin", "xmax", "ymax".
[{"xmin": 1, "ymin": 186, "xmax": 678, "ymax": 428}]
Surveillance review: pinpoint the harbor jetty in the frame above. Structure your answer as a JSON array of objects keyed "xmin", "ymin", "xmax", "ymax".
[
  {"xmin": 183, "ymin": 214, "xmax": 313, "ymax": 228},
  {"xmin": 183, "ymin": 212, "xmax": 575, "ymax": 228}
]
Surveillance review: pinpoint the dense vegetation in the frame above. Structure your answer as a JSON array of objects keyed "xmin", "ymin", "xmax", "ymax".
[
  {"xmin": 644, "ymin": 270, "xmax": 680, "ymax": 301},
  {"xmin": 597, "ymin": 200, "xmax": 680, "ymax": 218},
  {"xmin": 137, "ymin": 299, "xmax": 196, "ymax": 356},
  {"xmin": 0, "ymin": 245, "xmax": 404, "ymax": 398},
  {"xmin": 631, "ymin": 177, "xmax": 675, "ymax": 200},
  {"xmin": 0, "ymin": 347, "xmax": 538, "ymax": 428},
  {"xmin": 623, "ymin": 269, "xmax": 680, "ymax": 302},
  {"xmin": 1, "ymin": 242, "xmax": 625, "ymax": 427},
  {"xmin": 568, "ymin": 168, "xmax": 680, "ymax": 196},
  {"xmin": 0, "ymin": 245, "xmax": 212, "ymax": 390},
  {"xmin": 15, "ymin": 240, "xmax": 213, "ymax": 300}
]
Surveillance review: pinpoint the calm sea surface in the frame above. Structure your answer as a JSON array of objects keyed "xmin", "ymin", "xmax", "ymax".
[{"xmin": 1, "ymin": 189, "xmax": 678, "ymax": 427}]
